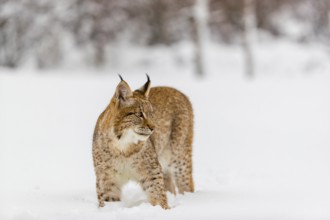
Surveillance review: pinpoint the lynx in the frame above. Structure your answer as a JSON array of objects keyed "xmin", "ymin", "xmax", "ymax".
[{"xmin": 92, "ymin": 75, "xmax": 194, "ymax": 209}]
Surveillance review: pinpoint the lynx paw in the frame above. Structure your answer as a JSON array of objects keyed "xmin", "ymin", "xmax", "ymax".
[{"xmin": 98, "ymin": 201, "xmax": 105, "ymax": 208}]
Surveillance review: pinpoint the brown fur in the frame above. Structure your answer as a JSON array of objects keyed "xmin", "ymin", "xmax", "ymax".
[{"xmin": 92, "ymin": 76, "xmax": 194, "ymax": 209}]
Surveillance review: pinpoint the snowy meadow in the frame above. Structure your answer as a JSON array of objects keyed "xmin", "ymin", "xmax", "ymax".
[{"xmin": 1, "ymin": 40, "xmax": 330, "ymax": 220}]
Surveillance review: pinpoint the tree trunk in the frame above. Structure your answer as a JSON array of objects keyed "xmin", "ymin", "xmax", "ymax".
[
  {"xmin": 242, "ymin": 0, "xmax": 257, "ymax": 79},
  {"xmin": 192, "ymin": 0, "xmax": 209, "ymax": 77}
]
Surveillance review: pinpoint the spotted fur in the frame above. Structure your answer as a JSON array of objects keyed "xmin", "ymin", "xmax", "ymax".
[{"xmin": 92, "ymin": 76, "xmax": 194, "ymax": 209}]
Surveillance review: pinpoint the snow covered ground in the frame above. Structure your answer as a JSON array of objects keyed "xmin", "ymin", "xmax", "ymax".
[{"xmin": 1, "ymin": 41, "xmax": 330, "ymax": 220}]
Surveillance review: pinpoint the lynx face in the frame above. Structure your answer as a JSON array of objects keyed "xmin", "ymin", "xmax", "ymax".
[
  {"xmin": 112, "ymin": 77, "xmax": 155, "ymax": 147},
  {"xmin": 114, "ymin": 96, "xmax": 155, "ymax": 145}
]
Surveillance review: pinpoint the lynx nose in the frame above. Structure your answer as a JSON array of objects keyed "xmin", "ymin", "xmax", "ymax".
[{"xmin": 147, "ymin": 123, "xmax": 155, "ymax": 132}]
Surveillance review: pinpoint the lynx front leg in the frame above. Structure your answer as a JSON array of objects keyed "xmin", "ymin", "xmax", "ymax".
[
  {"xmin": 96, "ymin": 178, "xmax": 105, "ymax": 207},
  {"xmin": 139, "ymin": 173, "xmax": 169, "ymax": 209},
  {"xmin": 136, "ymin": 153, "xmax": 169, "ymax": 209},
  {"xmin": 96, "ymin": 175, "xmax": 121, "ymax": 207}
]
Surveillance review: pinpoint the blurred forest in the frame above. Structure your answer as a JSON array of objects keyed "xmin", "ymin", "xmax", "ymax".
[{"xmin": 0, "ymin": 0, "xmax": 329, "ymax": 70}]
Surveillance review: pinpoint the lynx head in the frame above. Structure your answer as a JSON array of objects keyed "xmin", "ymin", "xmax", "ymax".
[{"xmin": 111, "ymin": 75, "xmax": 155, "ymax": 146}]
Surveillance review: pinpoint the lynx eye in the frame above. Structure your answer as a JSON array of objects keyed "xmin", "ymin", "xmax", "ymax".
[
  {"xmin": 126, "ymin": 112, "xmax": 135, "ymax": 117},
  {"xmin": 135, "ymin": 112, "xmax": 143, "ymax": 118}
]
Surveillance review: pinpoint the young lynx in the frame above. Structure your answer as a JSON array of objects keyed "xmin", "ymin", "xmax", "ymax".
[{"xmin": 92, "ymin": 75, "xmax": 194, "ymax": 209}]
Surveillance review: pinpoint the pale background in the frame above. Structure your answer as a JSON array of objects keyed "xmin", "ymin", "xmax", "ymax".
[{"xmin": 0, "ymin": 0, "xmax": 330, "ymax": 219}]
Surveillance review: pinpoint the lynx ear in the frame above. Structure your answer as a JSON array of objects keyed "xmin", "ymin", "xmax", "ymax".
[
  {"xmin": 137, "ymin": 74, "xmax": 151, "ymax": 97},
  {"xmin": 115, "ymin": 75, "xmax": 132, "ymax": 104}
]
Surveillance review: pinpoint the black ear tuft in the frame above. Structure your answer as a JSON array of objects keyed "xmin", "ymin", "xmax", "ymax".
[
  {"xmin": 118, "ymin": 74, "xmax": 124, "ymax": 81},
  {"xmin": 146, "ymin": 73, "xmax": 150, "ymax": 83},
  {"xmin": 137, "ymin": 74, "xmax": 151, "ymax": 97}
]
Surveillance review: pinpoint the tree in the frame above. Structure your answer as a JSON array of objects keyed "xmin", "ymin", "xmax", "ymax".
[
  {"xmin": 242, "ymin": 0, "xmax": 257, "ymax": 78},
  {"xmin": 0, "ymin": 0, "xmax": 34, "ymax": 67},
  {"xmin": 191, "ymin": 0, "xmax": 209, "ymax": 77}
]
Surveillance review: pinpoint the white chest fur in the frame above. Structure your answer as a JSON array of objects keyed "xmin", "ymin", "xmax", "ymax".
[{"xmin": 117, "ymin": 129, "xmax": 147, "ymax": 152}]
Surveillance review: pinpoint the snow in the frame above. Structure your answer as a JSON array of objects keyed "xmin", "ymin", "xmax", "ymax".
[{"xmin": 1, "ymin": 40, "xmax": 330, "ymax": 220}]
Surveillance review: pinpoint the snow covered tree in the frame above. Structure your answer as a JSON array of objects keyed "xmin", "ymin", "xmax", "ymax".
[
  {"xmin": 311, "ymin": 0, "xmax": 330, "ymax": 41},
  {"xmin": 1, "ymin": 0, "xmax": 329, "ymax": 70},
  {"xmin": 191, "ymin": 0, "xmax": 209, "ymax": 77},
  {"xmin": 0, "ymin": 0, "xmax": 34, "ymax": 67},
  {"xmin": 0, "ymin": 0, "xmax": 71, "ymax": 68},
  {"xmin": 242, "ymin": 0, "xmax": 257, "ymax": 78}
]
